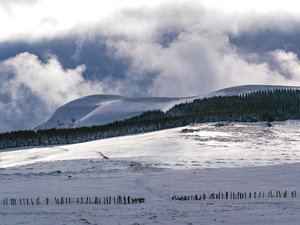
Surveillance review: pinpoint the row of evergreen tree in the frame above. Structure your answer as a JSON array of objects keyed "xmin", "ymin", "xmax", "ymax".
[{"xmin": 1, "ymin": 89, "xmax": 300, "ymax": 150}]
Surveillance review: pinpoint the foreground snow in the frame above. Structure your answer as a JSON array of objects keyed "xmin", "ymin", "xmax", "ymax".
[
  {"xmin": 0, "ymin": 162, "xmax": 299, "ymax": 225},
  {"xmin": 0, "ymin": 121, "xmax": 300, "ymax": 224}
]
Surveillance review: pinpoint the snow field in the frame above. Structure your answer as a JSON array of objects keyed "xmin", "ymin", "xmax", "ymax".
[{"xmin": 0, "ymin": 121, "xmax": 299, "ymax": 224}]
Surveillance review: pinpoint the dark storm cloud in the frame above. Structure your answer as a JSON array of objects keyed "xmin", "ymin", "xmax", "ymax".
[
  {"xmin": 229, "ymin": 26, "xmax": 300, "ymax": 81},
  {"xmin": 231, "ymin": 29, "xmax": 300, "ymax": 56}
]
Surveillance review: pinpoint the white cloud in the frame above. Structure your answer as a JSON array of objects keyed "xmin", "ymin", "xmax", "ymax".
[
  {"xmin": 0, "ymin": 0, "xmax": 165, "ymax": 42},
  {"xmin": 0, "ymin": 0, "xmax": 38, "ymax": 9},
  {"xmin": 0, "ymin": 52, "xmax": 104, "ymax": 108},
  {"xmin": 201, "ymin": 0, "xmax": 300, "ymax": 13},
  {"xmin": 0, "ymin": 52, "xmax": 118, "ymax": 131},
  {"xmin": 1, "ymin": 0, "xmax": 300, "ymax": 42},
  {"xmin": 108, "ymin": 29, "xmax": 295, "ymax": 97},
  {"xmin": 268, "ymin": 50, "xmax": 300, "ymax": 81},
  {"xmin": 100, "ymin": 5, "xmax": 300, "ymax": 97}
]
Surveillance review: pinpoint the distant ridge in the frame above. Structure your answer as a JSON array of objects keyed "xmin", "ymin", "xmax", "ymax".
[
  {"xmin": 34, "ymin": 85, "xmax": 300, "ymax": 130},
  {"xmin": 34, "ymin": 95, "xmax": 193, "ymax": 130},
  {"xmin": 208, "ymin": 85, "xmax": 300, "ymax": 97}
]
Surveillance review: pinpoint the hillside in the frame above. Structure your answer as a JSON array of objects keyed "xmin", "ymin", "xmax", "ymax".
[
  {"xmin": 0, "ymin": 122, "xmax": 299, "ymax": 224},
  {"xmin": 208, "ymin": 84, "xmax": 300, "ymax": 97},
  {"xmin": 34, "ymin": 95, "xmax": 194, "ymax": 130},
  {"xmin": 35, "ymin": 85, "xmax": 300, "ymax": 130},
  {"xmin": 2, "ymin": 121, "xmax": 300, "ymax": 168},
  {"xmin": 2, "ymin": 88, "xmax": 300, "ymax": 150},
  {"xmin": 1, "ymin": 87, "xmax": 300, "ymax": 225}
]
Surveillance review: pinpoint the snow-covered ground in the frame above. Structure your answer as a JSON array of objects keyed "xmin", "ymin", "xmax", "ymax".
[{"xmin": 1, "ymin": 121, "xmax": 300, "ymax": 224}]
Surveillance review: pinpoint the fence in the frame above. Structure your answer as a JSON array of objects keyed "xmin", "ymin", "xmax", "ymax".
[
  {"xmin": 2, "ymin": 195, "xmax": 145, "ymax": 206},
  {"xmin": 172, "ymin": 190, "xmax": 297, "ymax": 201}
]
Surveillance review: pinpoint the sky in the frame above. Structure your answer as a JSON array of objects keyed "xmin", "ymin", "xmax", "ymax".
[{"xmin": 2, "ymin": 0, "xmax": 300, "ymax": 131}]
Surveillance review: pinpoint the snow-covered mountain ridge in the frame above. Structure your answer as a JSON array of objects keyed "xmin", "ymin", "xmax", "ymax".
[
  {"xmin": 35, "ymin": 85, "xmax": 300, "ymax": 130},
  {"xmin": 34, "ymin": 95, "xmax": 196, "ymax": 130},
  {"xmin": 209, "ymin": 84, "xmax": 300, "ymax": 97}
]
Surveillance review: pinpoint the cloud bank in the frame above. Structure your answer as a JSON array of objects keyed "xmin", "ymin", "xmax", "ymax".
[
  {"xmin": 2, "ymin": 1, "xmax": 300, "ymax": 131},
  {"xmin": 0, "ymin": 52, "xmax": 120, "ymax": 131},
  {"xmin": 102, "ymin": 4, "xmax": 300, "ymax": 96}
]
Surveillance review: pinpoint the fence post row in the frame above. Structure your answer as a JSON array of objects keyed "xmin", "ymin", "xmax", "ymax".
[
  {"xmin": 1, "ymin": 195, "xmax": 145, "ymax": 206},
  {"xmin": 172, "ymin": 190, "xmax": 297, "ymax": 201}
]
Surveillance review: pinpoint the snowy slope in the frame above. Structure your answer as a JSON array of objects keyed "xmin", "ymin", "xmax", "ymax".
[
  {"xmin": 208, "ymin": 84, "xmax": 300, "ymax": 97},
  {"xmin": 0, "ymin": 121, "xmax": 299, "ymax": 225},
  {"xmin": 35, "ymin": 85, "xmax": 300, "ymax": 130},
  {"xmin": 4, "ymin": 121, "xmax": 300, "ymax": 168},
  {"xmin": 35, "ymin": 95, "xmax": 193, "ymax": 130}
]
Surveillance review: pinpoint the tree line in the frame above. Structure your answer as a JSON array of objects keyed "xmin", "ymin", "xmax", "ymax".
[{"xmin": 1, "ymin": 89, "xmax": 300, "ymax": 150}]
